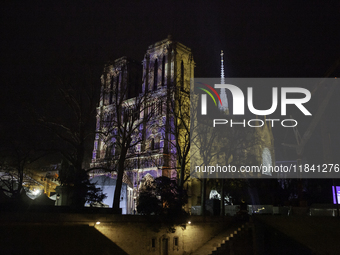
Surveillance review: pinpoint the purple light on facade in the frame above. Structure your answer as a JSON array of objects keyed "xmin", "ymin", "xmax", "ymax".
[{"xmin": 333, "ymin": 186, "xmax": 340, "ymax": 204}]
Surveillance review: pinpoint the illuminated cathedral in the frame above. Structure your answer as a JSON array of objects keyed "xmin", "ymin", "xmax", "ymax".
[
  {"xmin": 90, "ymin": 36, "xmax": 274, "ymax": 214},
  {"xmin": 90, "ymin": 36, "xmax": 196, "ymax": 213}
]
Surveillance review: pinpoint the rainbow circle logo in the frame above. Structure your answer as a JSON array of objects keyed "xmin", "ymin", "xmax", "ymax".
[{"xmin": 196, "ymin": 82, "xmax": 222, "ymax": 107}]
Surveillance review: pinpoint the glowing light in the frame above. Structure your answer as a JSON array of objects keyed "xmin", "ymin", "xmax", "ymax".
[
  {"xmin": 188, "ymin": 221, "xmax": 191, "ymax": 224},
  {"xmin": 96, "ymin": 221, "xmax": 101, "ymax": 225},
  {"xmin": 32, "ymin": 189, "xmax": 41, "ymax": 196},
  {"xmin": 333, "ymin": 186, "xmax": 340, "ymax": 204},
  {"xmin": 209, "ymin": 190, "xmax": 221, "ymax": 200}
]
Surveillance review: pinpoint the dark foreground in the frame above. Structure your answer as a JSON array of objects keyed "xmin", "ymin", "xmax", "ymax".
[{"xmin": 0, "ymin": 210, "xmax": 339, "ymax": 255}]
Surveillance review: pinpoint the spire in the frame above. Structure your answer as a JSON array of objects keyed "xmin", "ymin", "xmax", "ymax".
[
  {"xmin": 219, "ymin": 50, "xmax": 229, "ymax": 113},
  {"xmin": 221, "ymin": 50, "xmax": 225, "ymax": 84}
]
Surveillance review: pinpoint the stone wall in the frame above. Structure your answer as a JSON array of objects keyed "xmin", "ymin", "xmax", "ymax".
[
  {"xmin": 0, "ymin": 211, "xmax": 232, "ymax": 255},
  {"xmin": 95, "ymin": 216, "xmax": 232, "ymax": 255}
]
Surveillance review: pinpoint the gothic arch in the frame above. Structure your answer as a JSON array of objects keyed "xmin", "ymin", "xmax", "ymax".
[
  {"xmin": 139, "ymin": 173, "xmax": 154, "ymax": 190},
  {"xmin": 153, "ymin": 58, "xmax": 158, "ymax": 91},
  {"xmin": 161, "ymin": 55, "xmax": 166, "ymax": 86}
]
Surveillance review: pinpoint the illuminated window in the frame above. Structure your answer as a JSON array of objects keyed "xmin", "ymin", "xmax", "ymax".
[
  {"xmin": 153, "ymin": 59, "xmax": 158, "ymax": 91},
  {"xmin": 121, "ymin": 67, "xmax": 129, "ymax": 98},
  {"xmin": 162, "ymin": 56, "xmax": 165, "ymax": 86},
  {"xmin": 109, "ymin": 76, "xmax": 114, "ymax": 104},
  {"xmin": 151, "ymin": 138, "xmax": 155, "ymax": 150}
]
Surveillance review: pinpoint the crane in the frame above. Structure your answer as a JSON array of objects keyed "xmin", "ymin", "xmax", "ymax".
[
  {"xmin": 282, "ymin": 60, "xmax": 339, "ymax": 214},
  {"xmin": 282, "ymin": 60, "xmax": 339, "ymax": 158}
]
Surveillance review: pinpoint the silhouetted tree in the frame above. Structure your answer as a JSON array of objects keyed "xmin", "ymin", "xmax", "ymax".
[
  {"xmin": 137, "ymin": 176, "xmax": 188, "ymax": 230},
  {"xmin": 96, "ymin": 71, "xmax": 157, "ymax": 213},
  {"xmin": 37, "ymin": 62, "xmax": 106, "ymax": 208},
  {"xmin": 192, "ymin": 109, "xmax": 262, "ymax": 215},
  {"xmin": 0, "ymin": 117, "xmax": 46, "ymax": 200},
  {"xmin": 59, "ymin": 160, "xmax": 106, "ymax": 207}
]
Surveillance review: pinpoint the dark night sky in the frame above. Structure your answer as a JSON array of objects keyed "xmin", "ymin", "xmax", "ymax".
[{"xmin": 1, "ymin": 0, "xmax": 340, "ymax": 164}]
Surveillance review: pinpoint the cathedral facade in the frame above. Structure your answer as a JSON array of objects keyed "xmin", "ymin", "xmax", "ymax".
[{"xmin": 90, "ymin": 36, "xmax": 196, "ymax": 213}]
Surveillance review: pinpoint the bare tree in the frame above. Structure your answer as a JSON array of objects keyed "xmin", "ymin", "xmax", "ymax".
[
  {"xmin": 36, "ymin": 63, "xmax": 107, "ymax": 208},
  {"xmin": 39, "ymin": 70, "xmax": 98, "ymax": 171},
  {"xmin": 94, "ymin": 70, "xmax": 157, "ymax": 213},
  {"xmin": 192, "ymin": 110, "xmax": 263, "ymax": 215},
  {"xmin": 0, "ymin": 143, "xmax": 34, "ymax": 199},
  {"xmin": 165, "ymin": 86, "xmax": 192, "ymax": 189},
  {"xmin": 0, "ymin": 118, "xmax": 46, "ymax": 200},
  {"xmin": 191, "ymin": 119, "xmax": 220, "ymax": 216}
]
